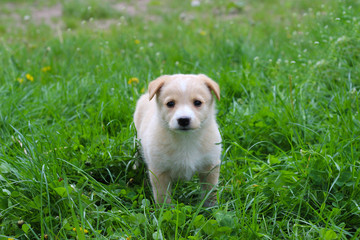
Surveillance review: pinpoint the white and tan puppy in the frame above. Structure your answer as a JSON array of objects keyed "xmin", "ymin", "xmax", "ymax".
[{"xmin": 134, "ymin": 74, "xmax": 221, "ymax": 206}]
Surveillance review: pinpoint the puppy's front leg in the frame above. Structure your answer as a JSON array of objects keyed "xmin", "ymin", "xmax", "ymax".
[
  {"xmin": 199, "ymin": 164, "xmax": 220, "ymax": 207},
  {"xmin": 149, "ymin": 170, "xmax": 172, "ymax": 204}
]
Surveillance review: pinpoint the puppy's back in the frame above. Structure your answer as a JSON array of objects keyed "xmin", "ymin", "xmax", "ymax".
[{"xmin": 134, "ymin": 93, "xmax": 157, "ymax": 137}]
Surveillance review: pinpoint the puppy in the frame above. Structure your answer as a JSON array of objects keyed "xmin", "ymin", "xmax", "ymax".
[{"xmin": 134, "ymin": 74, "xmax": 221, "ymax": 206}]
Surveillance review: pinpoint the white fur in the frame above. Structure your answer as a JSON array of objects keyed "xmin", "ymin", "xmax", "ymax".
[
  {"xmin": 134, "ymin": 74, "xmax": 221, "ymax": 206},
  {"xmin": 179, "ymin": 78, "xmax": 188, "ymax": 93}
]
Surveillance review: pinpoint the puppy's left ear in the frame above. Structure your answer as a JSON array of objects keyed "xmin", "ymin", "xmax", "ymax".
[
  {"xmin": 199, "ymin": 74, "xmax": 220, "ymax": 101},
  {"xmin": 148, "ymin": 75, "xmax": 169, "ymax": 100}
]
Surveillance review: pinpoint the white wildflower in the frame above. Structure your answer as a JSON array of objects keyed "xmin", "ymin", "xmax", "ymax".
[
  {"xmin": 336, "ymin": 36, "xmax": 347, "ymax": 44},
  {"xmin": 315, "ymin": 59, "xmax": 325, "ymax": 67},
  {"xmin": 191, "ymin": 0, "xmax": 200, "ymax": 7}
]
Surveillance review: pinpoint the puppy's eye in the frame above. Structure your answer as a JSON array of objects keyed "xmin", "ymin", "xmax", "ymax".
[
  {"xmin": 194, "ymin": 100, "xmax": 202, "ymax": 107},
  {"xmin": 166, "ymin": 101, "xmax": 175, "ymax": 108}
]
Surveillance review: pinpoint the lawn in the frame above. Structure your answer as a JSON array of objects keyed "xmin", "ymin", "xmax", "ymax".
[{"xmin": 0, "ymin": 0, "xmax": 359, "ymax": 239}]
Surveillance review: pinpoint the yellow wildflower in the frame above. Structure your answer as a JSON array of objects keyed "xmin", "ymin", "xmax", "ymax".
[
  {"xmin": 128, "ymin": 77, "xmax": 139, "ymax": 85},
  {"xmin": 17, "ymin": 78, "xmax": 24, "ymax": 84},
  {"xmin": 26, "ymin": 73, "xmax": 34, "ymax": 82},
  {"xmin": 253, "ymin": 184, "xmax": 259, "ymax": 187},
  {"xmin": 41, "ymin": 66, "xmax": 51, "ymax": 72},
  {"xmin": 199, "ymin": 30, "xmax": 206, "ymax": 36},
  {"xmin": 72, "ymin": 227, "xmax": 89, "ymax": 234},
  {"xmin": 134, "ymin": 39, "xmax": 140, "ymax": 44},
  {"xmin": 140, "ymin": 87, "xmax": 145, "ymax": 93}
]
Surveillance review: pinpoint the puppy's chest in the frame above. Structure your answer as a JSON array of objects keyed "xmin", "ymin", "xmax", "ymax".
[{"xmin": 160, "ymin": 140, "xmax": 206, "ymax": 180}]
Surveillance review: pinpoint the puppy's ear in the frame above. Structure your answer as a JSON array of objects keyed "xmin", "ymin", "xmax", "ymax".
[
  {"xmin": 148, "ymin": 75, "xmax": 169, "ymax": 100},
  {"xmin": 199, "ymin": 74, "xmax": 220, "ymax": 101}
]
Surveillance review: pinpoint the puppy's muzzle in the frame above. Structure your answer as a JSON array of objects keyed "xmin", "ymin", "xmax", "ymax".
[{"xmin": 177, "ymin": 117, "xmax": 191, "ymax": 129}]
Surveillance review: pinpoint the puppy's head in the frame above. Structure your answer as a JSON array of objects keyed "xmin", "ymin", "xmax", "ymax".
[{"xmin": 148, "ymin": 74, "xmax": 220, "ymax": 131}]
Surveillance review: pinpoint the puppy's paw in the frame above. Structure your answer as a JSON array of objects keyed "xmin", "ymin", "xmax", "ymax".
[
  {"xmin": 201, "ymin": 192, "xmax": 218, "ymax": 207},
  {"xmin": 203, "ymin": 198, "xmax": 218, "ymax": 208}
]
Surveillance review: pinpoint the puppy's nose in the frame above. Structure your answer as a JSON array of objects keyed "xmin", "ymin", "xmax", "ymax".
[{"xmin": 177, "ymin": 117, "xmax": 190, "ymax": 127}]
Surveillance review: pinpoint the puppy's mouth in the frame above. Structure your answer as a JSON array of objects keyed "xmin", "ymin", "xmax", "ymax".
[
  {"xmin": 174, "ymin": 126, "xmax": 198, "ymax": 132},
  {"xmin": 178, "ymin": 127, "xmax": 192, "ymax": 131}
]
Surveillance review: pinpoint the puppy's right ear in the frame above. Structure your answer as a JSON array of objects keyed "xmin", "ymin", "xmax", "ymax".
[{"xmin": 148, "ymin": 75, "xmax": 169, "ymax": 100}]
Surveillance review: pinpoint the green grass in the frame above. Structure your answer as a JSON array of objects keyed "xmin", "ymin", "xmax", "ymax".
[{"xmin": 0, "ymin": 0, "xmax": 359, "ymax": 239}]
